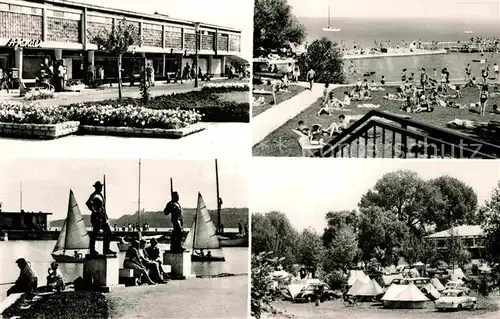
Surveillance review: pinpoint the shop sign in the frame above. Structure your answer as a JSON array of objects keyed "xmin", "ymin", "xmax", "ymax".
[
  {"xmin": 170, "ymin": 48, "xmax": 184, "ymax": 54},
  {"xmin": 6, "ymin": 38, "xmax": 43, "ymax": 49}
]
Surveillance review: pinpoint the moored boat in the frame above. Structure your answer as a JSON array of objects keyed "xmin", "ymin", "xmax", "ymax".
[{"xmin": 51, "ymin": 190, "xmax": 89, "ymax": 263}]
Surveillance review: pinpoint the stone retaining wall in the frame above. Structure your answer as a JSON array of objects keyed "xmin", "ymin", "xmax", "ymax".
[
  {"xmin": 0, "ymin": 121, "xmax": 80, "ymax": 139},
  {"xmin": 78, "ymin": 122, "xmax": 207, "ymax": 139}
]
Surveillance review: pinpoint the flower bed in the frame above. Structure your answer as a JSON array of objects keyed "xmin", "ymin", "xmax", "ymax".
[
  {"xmin": 23, "ymin": 89, "xmax": 55, "ymax": 101},
  {"xmin": 201, "ymin": 82, "xmax": 250, "ymax": 93},
  {"xmin": 64, "ymin": 89, "xmax": 250, "ymax": 123}
]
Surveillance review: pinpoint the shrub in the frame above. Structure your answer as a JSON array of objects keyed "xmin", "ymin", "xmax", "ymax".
[
  {"xmin": 251, "ymin": 252, "xmax": 283, "ymax": 319},
  {"xmin": 201, "ymin": 82, "xmax": 249, "ymax": 93},
  {"xmin": 296, "ymin": 37, "xmax": 345, "ymax": 84}
]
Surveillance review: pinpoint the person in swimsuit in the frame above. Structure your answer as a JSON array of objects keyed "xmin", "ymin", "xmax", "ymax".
[
  {"xmin": 479, "ymin": 85, "xmax": 489, "ymax": 116},
  {"xmin": 401, "ymin": 69, "xmax": 407, "ymax": 82},
  {"xmin": 465, "ymin": 63, "xmax": 472, "ymax": 82}
]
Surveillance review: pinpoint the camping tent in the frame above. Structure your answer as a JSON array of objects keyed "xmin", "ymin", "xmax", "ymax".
[
  {"xmin": 451, "ymin": 268, "xmax": 466, "ymax": 280},
  {"xmin": 420, "ymin": 283, "xmax": 441, "ymax": 300},
  {"xmin": 348, "ymin": 270, "xmax": 370, "ymax": 286},
  {"xmin": 382, "ymin": 283, "xmax": 429, "ymax": 309},
  {"xmin": 430, "ymin": 278, "xmax": 445, "ymax": 292},
  {"xmin": 381, "ymin": 273, "xmax": 404, "ymax": 287},
  {"xmin": 349, "ymin": 279, "xmax": 384, "ymax": 297}
]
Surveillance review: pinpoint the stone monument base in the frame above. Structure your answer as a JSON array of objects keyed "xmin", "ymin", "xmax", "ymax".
[
  {"xmin": 83, "ymin": 254, "xmax": 124, "ymax": 292},
  {"xmin": 163, "ymin": 250, "xmax": 195, "ymax": 280}
]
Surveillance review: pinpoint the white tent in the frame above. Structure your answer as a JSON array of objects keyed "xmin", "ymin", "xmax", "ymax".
[
  {"xmin": 381, "ymin": 283, "xmax": 407, "ymax": 301},
  {"xmin": 430, "ymin": 278, "xmax": 445, "ymax": 292},
  {"xmin": 349, "ymin": 279, "xmax": 384, "ymax": 297},
  {"xmin": 382, "ymin": 283, "xmax": 429, "ymax": 309},
  {"xmin": 348, "ymin": 270, "xmax": 370, "ymax": 286},
  {"xmin": 420, "ymin": 283, "xmax": 441, "ymax": 300},
  {"xmin": 451, "ymin": 268, "xmax": 466, "ymax": 280},
  {"xmin": 381, "ymin": 273, "xmax": 404, "ymax": 287}
]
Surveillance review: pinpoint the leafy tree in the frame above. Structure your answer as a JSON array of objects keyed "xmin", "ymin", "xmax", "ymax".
[
  {"xmin": 420, "ymin": 239, "xmax": 438, "ymax": 267},
  {"xmin": 428, "ymin": 176, "xmax": 478, "ymax": 230},
  {"xmin": 482, "ymin": 183, "xmax": 500, "ymax": 289},
  {"xmin": 251, "ymin": 212, "xmax": 299, "ymax": 269},
  {"xmin": 251, "ymin": 252, "xmax": 283, "ymax": 318},
  {"xmin": 359, "ymin": 170, "xmax": 441, "ymax": 235},
  {"xmin": 357, "ymin": 206, "xmax": 408, "ymax": 266},
  {"xmin": 322, "ymin": 210, "xmax": 358, "ymax": 246},
  {"xmin": 296, "ymin": 228, "xmax": 324, "ymax": 272},
  {"xmin": 322, "ymin": 270, "xmax": 347, "ymax": 291},
  {"xmin": 296, "ymin": 37, "xmax": 345, "ymax": 84},
  {"xmin": 93, "ymin": 19, "xmax": 141, "ymax": 99},
  {"xmin": 322, "ymin": 225, "xmax": 358, "ymax": 273},
  {"xmin": 446, "ymin": 230, "xmax": 471, "ymax": 268},
  {"xmin": 400, "ymin": 236, "xmax": 425, "ymax": 266},
  {"xmin": 254, "ymin": 0, "xmax": 306, "ymax": 56}
]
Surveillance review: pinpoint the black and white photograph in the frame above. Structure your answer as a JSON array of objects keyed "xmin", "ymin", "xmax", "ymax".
[
  {"xmin": 0, "ymin": 158, "xmax": 249, "ymax": 318},
  {"xmin": 253, "ymin": 0, "xmax": 500, "ymax": 158},
  {"xmin": 0, "ymin": 0, "xmax": 252, "ymax": 158},
  {"xmin": 251, "ymin": 158, "xmax": 500, "ymax": 318}
]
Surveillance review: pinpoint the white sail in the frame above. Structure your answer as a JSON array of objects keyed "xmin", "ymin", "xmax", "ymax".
[
  {"xmin": 183, "ymin": 192, "xmax": 220, "ymax": 250},
  {"xmin": 53, "ymin": 190, "xmax": 90, "ymax": 253},
  {"xmin": 53, "ymin": 220, "xmax": 68, "ymax": 253}
]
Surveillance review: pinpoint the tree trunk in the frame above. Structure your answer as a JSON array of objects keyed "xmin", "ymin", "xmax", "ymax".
[{"xmin": 118, "ymin": 53, "xmax": 123, "ymax": 99}]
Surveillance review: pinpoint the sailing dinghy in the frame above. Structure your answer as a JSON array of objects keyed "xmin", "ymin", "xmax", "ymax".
[
  {"xmin": 322, "ymin": 6, "xmax": 341, "ymax": 32},
  {"xmin": 51, "ymin": 190, "xmax": 90, "ymax": 263},
  {"xmin": 183, "ymin": 192, "xmax": 225, "ymax": 262}
]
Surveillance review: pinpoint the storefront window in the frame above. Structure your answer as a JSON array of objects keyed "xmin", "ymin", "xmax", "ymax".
[{"xmin": 165, "ymin": 58, "xmax": 179, "ymax": 74}]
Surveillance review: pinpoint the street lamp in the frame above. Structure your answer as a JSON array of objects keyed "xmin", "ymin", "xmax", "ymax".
[{"xmin": 194, "ymin": 22, "xmax": 200, "ymax": 88}]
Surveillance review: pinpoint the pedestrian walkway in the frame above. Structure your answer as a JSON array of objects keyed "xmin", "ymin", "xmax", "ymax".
[
  {"xmin": 252, "ymin": 82, "xmax": 325, "ymax": 145},
  {"xmin": 0, "ymin": 122, "xmax": 250, "ymax": 159},
  {"xmin": 108, "ymin": 276, "xmax": 248, "ymax": 318}
]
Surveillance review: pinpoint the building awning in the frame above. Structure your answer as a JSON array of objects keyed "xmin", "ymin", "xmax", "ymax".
[{"xmin": 423, "ymin": 225, "xmax": 484, "ymax": 239}]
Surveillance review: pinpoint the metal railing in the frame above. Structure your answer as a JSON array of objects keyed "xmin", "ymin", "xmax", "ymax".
[{"xmin": 316, "ymin": 110, "xmax": 500, "ymax": 159}]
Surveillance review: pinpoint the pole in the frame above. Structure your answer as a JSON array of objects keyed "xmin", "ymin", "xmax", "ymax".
[
  {"xmin": 19, "ymin": 181, "xmax": 22, "ymax": 211},
  {"xmin": 215, "ymin": 159, "xmax": 221, "ymax": 234},
  {"xmin": 138, "ymin": 159, "xmax": 142, "ymax": 240},
  {"xmin": 103, "ymin": 175, "xmax": 106, "ymax": 212},
  {"xmin": 170, "ymin": 177, "xmax": 173, "ymax": 199},
  {"xmin": 194, "ymin": 22, "xmax": 200, "ymax": 88}
]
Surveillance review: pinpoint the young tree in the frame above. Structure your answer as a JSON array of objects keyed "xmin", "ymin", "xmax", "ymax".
[
  {"xmin": 251, "ymin": 252, "xmax": 283, "ymax": 318},
  {"xmin": 296, "ymin": 228, "xmax": 324, "ymax": 273},
  {"xmin": 296, "ymin": 37, "xmax": 345, "ymax": 84},
  {"xmin": 322, "ymin": 225, "xmax": 359, "ymax": 273},
  {"xmin": 447, "ymin": 229, "xmax": 471, "ymax": 269},
  {"xmin": 254, "ymin": 0, "xmax": 306, "ymax": 56},
  {"xmin": 92, "ymin": 19, "xmax": 141, "ymax": 99},
  {"xmin": 482, "ymin": 183, "xmax": 500, "ymax": 289}
]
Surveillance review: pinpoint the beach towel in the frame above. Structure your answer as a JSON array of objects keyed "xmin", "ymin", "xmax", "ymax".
[{"xmin": 253, "ymin": 89, "xmax": 272, "ymax": 95}]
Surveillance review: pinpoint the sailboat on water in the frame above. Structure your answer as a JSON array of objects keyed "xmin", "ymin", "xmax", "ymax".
[
  {"xmin": 214, "ymin": 159, "xmax": 248, "ymax": 247},
  {"xmin": 322, "ymin": 5, "xmax": 341, "ymax": 32},
  {"xmin": 52, "ymin": 190, "xmax": 90, "ymax": 263},
  {"xmin": 183, "ymin": 192, "xmax": 225, "ymax": 262}
]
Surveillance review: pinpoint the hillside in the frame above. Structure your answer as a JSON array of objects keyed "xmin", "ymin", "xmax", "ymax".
[{"xmin": 50, "ymin": 208, "xmax": 249, "ymax": 229}]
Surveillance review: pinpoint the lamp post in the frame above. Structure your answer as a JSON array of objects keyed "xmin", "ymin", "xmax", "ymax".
[{"xmin": 194, "ymin": 22, "xmax": 200, "ymax": 88}]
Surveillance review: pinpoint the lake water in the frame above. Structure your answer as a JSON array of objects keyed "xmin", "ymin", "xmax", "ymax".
[{"xmin": 0, "ymin": 240, "xmax": 248, "ymax": 302}]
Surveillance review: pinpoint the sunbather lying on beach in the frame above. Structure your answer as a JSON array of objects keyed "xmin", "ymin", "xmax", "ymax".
[
  {"xmin": 491, "ymin": 104, "xmax": 500, "ymax": 114},
  {"xmin": 384, "ymin": 93, "xmax": 405, "ymax": 101},
  {"xmin": 309, "ymin": 124, "xmax": 325, "ymax": 145},
  {"xmin": 324, "ymin": 114, "xmax": 361, "ymax": 137},
  {"xmin": 445, "ymin": 101, "xmax": 468, "ymax": 109}
]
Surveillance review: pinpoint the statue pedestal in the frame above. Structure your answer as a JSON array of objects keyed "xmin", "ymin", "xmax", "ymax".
[
  {"xmin": 163, "ymin": 250, "xmax": 194, "ymax": 280},
  {"xmin": 83, "ymin": 254, "xmax": 124, "ymax": 292}
]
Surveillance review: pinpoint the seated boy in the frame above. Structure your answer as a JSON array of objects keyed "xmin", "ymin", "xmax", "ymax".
[{"xmin": 297, "ymin": 120, "xmax": 310, "ymax": 135}]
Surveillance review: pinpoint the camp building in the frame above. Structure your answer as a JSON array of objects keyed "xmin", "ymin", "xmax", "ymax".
[
  {"xmin": 0, "ymin": 0, "xmax": 242, "ymax": 83},
  {"xmin": 0, "ymin": 211, "xmax": 52, "ymax": 231},
  {"xmin": 423, "ymin": 225, "xmax": 486, "ymax": 259}
]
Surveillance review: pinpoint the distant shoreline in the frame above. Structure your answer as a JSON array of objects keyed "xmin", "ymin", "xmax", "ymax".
[{"xmin": 343, "ymin": 49, "xmax": 449, "ymax": 60}]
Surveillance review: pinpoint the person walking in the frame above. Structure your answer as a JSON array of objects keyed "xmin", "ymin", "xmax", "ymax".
[
  {"xmin": 146, "ymin": 63, "xmax": 155, "ymax": 87},
  {"xmin": 163, "ymin": 191, "xmax": 184, "ymax": 253},
  {"xmin": 87, "ymin": 62, "xmax": 95, "ymax": 87},
  {"xmin": 86, "ymin": 181, "xmax": 115, "ymax": 256},
  {"xmin": 306, "ymin": 68, "xmax": 316, "ymax": 90}
]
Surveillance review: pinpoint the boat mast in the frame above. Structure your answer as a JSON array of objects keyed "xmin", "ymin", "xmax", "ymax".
[
  {"xmin": 103, "ymin": 174, "xmax": 106, "ymax": 213},
  {"xmin": 19, "ymin": 181, "xmax": 23, "ymax": 212},
  {"xmin": 328, "ymin": 5, "xmax": 330, "ymax": 28},
  {"xmin": 138, "ymin": 159, "xmax": 142, "ymax": 240},
  {"xmin": 215, "ymin": 159, "xmax": 221, "ymax": 234},
  {"xmin": 192, "ymin": 195, "xmax": 198, "ymax": 255}
]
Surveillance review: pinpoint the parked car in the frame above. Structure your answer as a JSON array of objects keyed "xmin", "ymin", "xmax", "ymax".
[
  {"xmin": 292, "ymin": 283, "xmax": 338, "ymax": 303},
  {"xmin": 444, "ymin": 281, "xmax": 470, "ymax": 295},
  {"xmin": 435, "ymin": 289, "xmax": 477, "ymax": 311},
  {"xmin": 391, "ymin": 277, "xmax": 431, "ymax": 289}
]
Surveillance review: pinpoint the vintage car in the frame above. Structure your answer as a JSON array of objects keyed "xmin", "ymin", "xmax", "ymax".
[
  {"xmin": 444, "ymin": 281, "xmax": 470, "ymax": 295},
  {"xmin": 292, "ymin": 283, "xmax": 339, "ymax": 303},
  {"xmin": 391, "ymin": 277, "xmax": 431, "ymax": 289},
  {"xmin": 435, "ymin": 289, "xmax": 477, "ymax": 311}
]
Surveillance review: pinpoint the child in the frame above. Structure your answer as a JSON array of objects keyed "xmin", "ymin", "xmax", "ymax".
[{"xmin": 47, "ymin": 261, "xmax": 65, "ymax": 292}]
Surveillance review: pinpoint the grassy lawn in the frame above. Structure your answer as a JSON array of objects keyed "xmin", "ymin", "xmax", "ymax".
[
  {"xmin": 216, "ymin": 91, "xmax": 250, "ymax": 104},
  {"xmin": 252, "ymin": 84, "xmax": 307, "ymax": 117},
  {"xmin": 264, "ymin": 294, "xmax": 499, "ymax": 319},
  {"xmin": 253, "ymin": 85, "xmax": 500, "ymax": 157}
]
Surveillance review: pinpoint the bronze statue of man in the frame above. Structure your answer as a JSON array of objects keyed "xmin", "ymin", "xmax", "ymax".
[
  {"xmin": 164, "ymin": 191, "xmax": 184, "ymax": 253},
  {"xmin": 86, "ymin": 181, "xmax": 115, "ymax": 255}
]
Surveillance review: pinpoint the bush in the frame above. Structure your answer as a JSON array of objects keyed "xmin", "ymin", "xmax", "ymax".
[
  {"xmin": 251, "ymin": 252, "xmax": 283, "ymax": 319},
  {"xmin": 322, "ymin": 270, "xmax": 347, "ymax": 291},
  {"xmin": 296, "ymin": 37, "xmax": 345, "ymax": 84},
  {"xmin": 23, "ymin": 89, "xmax": 55, "ymax": 101},
  {"xmin": 201, "ymin": 82, "xmax": 249, "ymax": 93}
]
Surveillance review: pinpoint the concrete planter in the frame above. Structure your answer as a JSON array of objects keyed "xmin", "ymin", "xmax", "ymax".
[
  {"xmin": 0, "ymin": 121, "xmax": 80, "ymax": 139},
  {"xmin": 78, "ymin": 122, "xmax": 207, "ymax": 139}
]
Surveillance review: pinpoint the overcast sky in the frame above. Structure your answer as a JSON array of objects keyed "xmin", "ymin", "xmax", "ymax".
[
  {"xmin": 289, "ymin": 0, "xmax": 500, "ymax": 20},
  {"xmin": 0, "ymin": 159, "xmax": 248, "ymax": 221},
  {"xmin": 251, "ymin": 159, "xmax": 499, "ymax": 232},
  {"xmin": 76, "ymin": 0, "xmax": 253, "ymax": 59}
]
